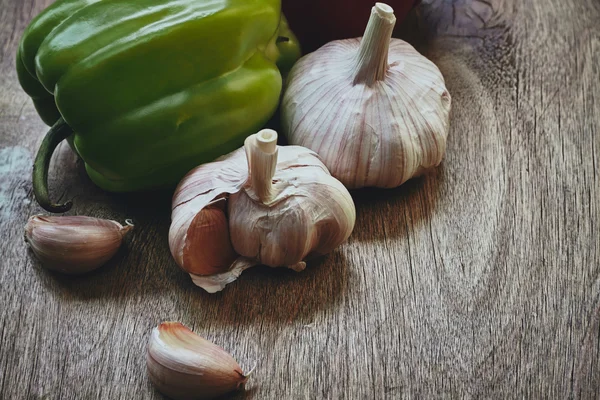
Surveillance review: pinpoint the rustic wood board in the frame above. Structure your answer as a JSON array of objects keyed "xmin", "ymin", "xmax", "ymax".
[{"xmin": 1, "ymin": 0, "xmax": 599, "ymax": 398}]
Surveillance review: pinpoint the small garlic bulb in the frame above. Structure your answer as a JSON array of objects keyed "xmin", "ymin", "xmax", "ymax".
[
  {"xmin": 147, "ymin": 322, "xmax": 249, "ymax": 400},
  {"xmin": 169, "ymin": 129, "xmax": 356, "ymax": 293},
  {"xmin": 24, "ymin": 215, "xmax": 133, "ymax": 274},
  {"xmin": 282, "ymin": 2, "xmax": 451, "ymax": 189}
]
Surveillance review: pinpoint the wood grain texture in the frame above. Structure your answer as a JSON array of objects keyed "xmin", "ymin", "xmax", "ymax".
[{"xmin": 1, "ymin": 0, "xmax": 599, "ymax": 398}]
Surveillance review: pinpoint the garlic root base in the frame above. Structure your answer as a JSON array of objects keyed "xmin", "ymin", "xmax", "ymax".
[
  {"xmin": 189, "ymin": 259, "xmax": 308, "ymax": 293},
  {"xmin": 190, "ymin": 258, "xmax": 256, "ymax": 293}
]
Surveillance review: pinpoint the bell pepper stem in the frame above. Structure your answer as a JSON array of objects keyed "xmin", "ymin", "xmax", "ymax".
[{"xmin": 32, "ymin": 117, "xmax": 74, "ymax": 213}]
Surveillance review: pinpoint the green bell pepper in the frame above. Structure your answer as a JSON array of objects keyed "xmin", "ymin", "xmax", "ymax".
[{"xmin": 17, "ymin": 0, "xmax": 300, "ymax": 212}]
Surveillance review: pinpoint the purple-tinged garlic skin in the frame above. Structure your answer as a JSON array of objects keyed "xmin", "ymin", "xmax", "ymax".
[
  {"xmin": 282, "ymin": 3, "xmax": 451, "ymax": 189},
  {"xmin": 24, "ymin": 215, "xmax": 133, "ymax": 274},
  {"xmin": 147, "ymin": 322, "xmax": 249, "ymax": 400}
]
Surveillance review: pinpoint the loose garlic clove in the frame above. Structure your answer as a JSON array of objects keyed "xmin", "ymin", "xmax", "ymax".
[
  {"xmin": 24, "ymin": 215, "xmax": 133, "ymax": 274},
  {"xmin": 169, "ymin": 129, "xmax": 356, "ymax": 292},
  {"xmin": 281, "ymin": 2, "xmax": 451, "ymax": 189},
  {"xmin": 147, "ymin": 322, "xmax": 249, "ymax": 400}
]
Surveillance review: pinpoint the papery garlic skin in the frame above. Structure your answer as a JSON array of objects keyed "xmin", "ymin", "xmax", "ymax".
[
  {"xmin": 147, "ymin": 322, "xmax": 248, "ymax": 400},
  {"xmin": 282, "ymin": 3, "xmax": 451, "ymax": 189},
  {"xmin": 24, "ymin": 215, "xmax": 133, "ymax": 274},
  {"xmin": 169, "ymin": 130, "xmax": 356, "ymax": 293},
  {"xmin": 169, "ymin": 150, "xmax": 251, "ymax": 288},
  {"xmin": 228, "ymin": 133, "xmax": 356, "ymax": 268}
]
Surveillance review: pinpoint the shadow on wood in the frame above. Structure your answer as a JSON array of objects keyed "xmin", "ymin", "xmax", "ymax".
[
  {"xmin": 350, "ymin": 170, "xmax": 442, "ymax": 242},
  {"xmin": 28, "ymin": 199, "xmax": 348, "ymax": 329},
  {"xmin": 177, "ymin": 250, "xmax": 349, "ymax": 327}
]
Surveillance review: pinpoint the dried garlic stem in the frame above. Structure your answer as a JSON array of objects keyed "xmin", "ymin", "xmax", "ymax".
[
  {"xmin": 353, "ymin": 3, "xmax": 397, "ymax": 86},
  {"xmin": 245, "ymin": 129, "xmax": 279, "ymax": 203}
]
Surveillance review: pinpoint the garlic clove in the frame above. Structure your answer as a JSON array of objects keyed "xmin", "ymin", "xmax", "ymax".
[
  {"xmin": 147, "ymin": 322, "xmax": 249, "ymax": 400},
  {"xmin": 169, "ymin": 151, "xmax": 249, "ymax": 273},
  {"xmin": 281, "ymin": 2, "xmax": 451, "ymax": 189},
  {"xmin": 181, "ymin": 200, "xmax": 237, "ymax": 277},
  {"xmin": 24, "ymin": 215, "xmax": 133, "ymax": 274}
]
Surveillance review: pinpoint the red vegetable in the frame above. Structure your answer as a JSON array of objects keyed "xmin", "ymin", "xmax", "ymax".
[{"xmin": 283, "ymin": 1, "xmax": 419, "ymax": 52}]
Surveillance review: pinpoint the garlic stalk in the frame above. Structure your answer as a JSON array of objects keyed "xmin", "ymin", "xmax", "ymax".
[
  {"xmin": 169, "ymin": 129, "xmax": 356, "ymax": 293},
  {"xmin": 147, "ymin": 322, "xmax": 249, "ymax": 400},
  {"xmin": 281, "ymin": 2, "xmax": 451, "ymax": 189},
  {"xmin": 24, "ymin": 215, "xmax": 133, "ymax": 274}
]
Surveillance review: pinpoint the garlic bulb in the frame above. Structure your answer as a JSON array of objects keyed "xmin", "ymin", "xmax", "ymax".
[
  {"xmin": 24, "ymin": 215, "xmax": 133, "ymax": 274},
  {"xmin": 147, "ymin": 322, "xmax": 249, "ymax": 400},
  {"xmin": 281, "ymin": 2, "xmax": 451, "ymax": 189},
  {"xmin": 169, "ymin": 129, "xmax": 356, "ymax": 293}
]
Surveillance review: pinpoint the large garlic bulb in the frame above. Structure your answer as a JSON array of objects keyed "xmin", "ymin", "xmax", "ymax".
[
  {"xmin": 282, "ymin": 2, "xmax": 451, "ymax": 189},
  {"xmin": 169, "ymin": 130, "xmax": 356, "ymax": 293}
]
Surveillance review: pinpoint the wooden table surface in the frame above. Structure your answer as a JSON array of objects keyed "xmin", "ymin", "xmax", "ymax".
[{"xmin": 1, "ymin": 0, "xmax": 599, "ymax": 399}]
